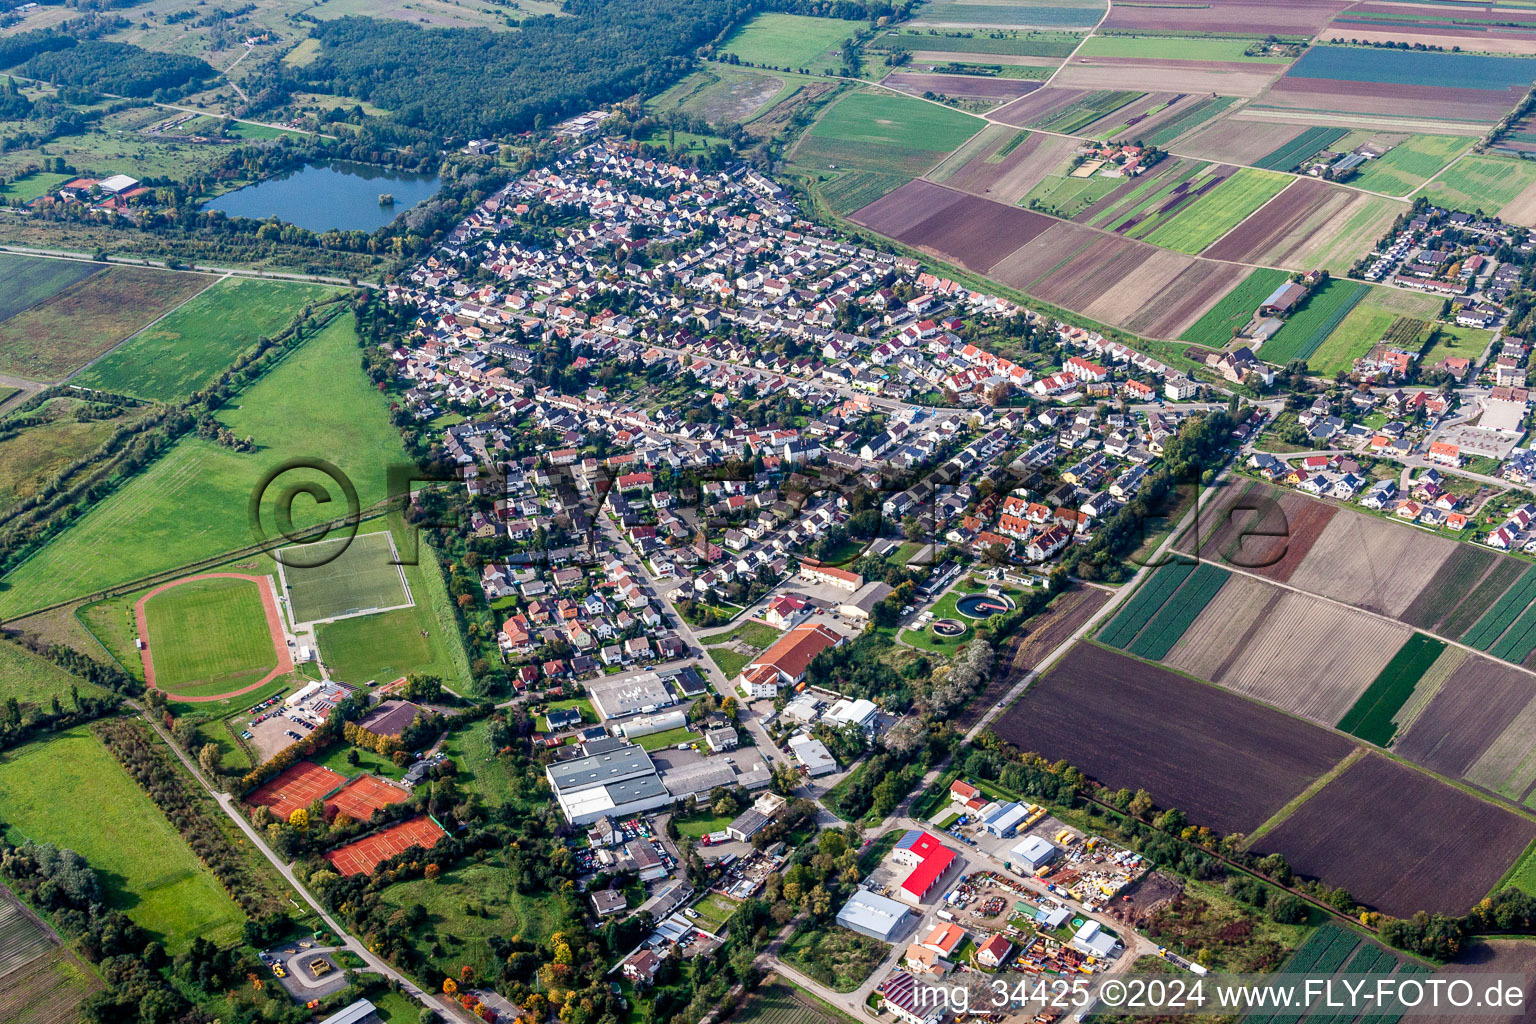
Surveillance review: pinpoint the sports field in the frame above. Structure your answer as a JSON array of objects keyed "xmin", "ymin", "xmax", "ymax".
[
  {"xmin": 73, "ymin": 277, "xmax": 338, "ymax": 401},
  {"xmin": 324, "ymin": 815, "xmax": 445, "ymax": 876},
  {"xmin": 141, "ymin": 575, "xmax": 281, "ymax": 693},
  {"xmin": 1347, "ymin": 134, "xmax": 1474, "ymax": 197},
  {"xmin": 282, "ymin": 530, "xmax": 412, "ymax": 625},
  {"xmin": 325, "ymin": 775, "xmax": 409, "ymax": 820},
  {"xmin": 1078, "ymin": 35, "xmax": 1291, "ymax": 62},
  {"xmin": 719, "ymin": 13, "xmax": 863, "ymax": 72},
  {"xmin": 0, "ymin": 265, "xmax": 214, "ymax": 381},
  {"xmin": 317, "ymin": 605, "xmax": 451, "ymax": 685},
  {"xmin": 0, "ymin": 314, "xmax": 416, "ymax": 617},
  {"xmin": 247, "ymin": 760, "xmax": 347, "ymax": 820},
  {"xmin": 794, "ymin": 90, "xmax": 984, "ymax": 177},
  {"xmin": 0, "ymin": 727, "xmax": 244, "ymax": 951},
  {"xmin": 1142, "ymin": 167, "xmax": 1290, "ymax": 254},
  {"xmin": 0, "ymin": 253, "xmax": 102, "ymax": 323}
]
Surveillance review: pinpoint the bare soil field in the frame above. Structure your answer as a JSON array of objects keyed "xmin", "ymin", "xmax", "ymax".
[
  {"xmin": 882, "ymin": 71, "xmax": 1042, "ymax": 100},
  {"xmin": 995, "ymin": 643, "xmax": 1354, "ymax": 835},
  {"xmin": 1081, "ymin": 248, "xmax": 1194, "ymax": 325},
  {"xmin": 991, "ymin": 87, "xmax": 1092, "ymax": 128},
  {"xmin": 1286, "ymin": 509, "xmax": 1458, "ymax": 618},
  {"xmin": 1401, "ymin": 544, "xmax": 1500, "ymax": 634},
  {"xmin": 1175, "ymin": 115, "xmax": 1313, "ymax": 165},
  {"xmin": 1413, "ymin": 940, "xmax": 1536, "ymax": 1024},
  {"xmin": 1204, "ymin": 178, "xmax": 1339, "ymax": 263},
  {"xmin": 1177, "ymin": 480, "xmax": 1337, "ymax": 583},
  {"xmin": 934, "ymin": 129, "xmax": 1079, "ymax": 204},
  {"xmin": 851, "ymin": 180, "xmax": 1056, "ymax": 272},
  {"xmin": 1124, "ymin": 259, "xmax": 1249, "ymax": 339},
  {"xmin": 1164, "ymin": 572, "xmax": 1281, "ymax": 682},
  {"xmin": 987, "ymin": 220, "xmax": 1099, "ymax": 291},
  {"xmin": 1259, "ymin": 79, "xmax": 1522, "ymax": 126},
  {"xmin": 1256, "ymin": 190, "xmax": 1405, "ymax": 272},
  {"xmin": 1467, "ymin": 693, "xmax": 1536, "ymax": 803},
  {"xmin": 1395, "ymin": 655, "xmax": 1536, "ymax": 783},
  {"xmin": 1212, "ymin": 590, "xmax": 1412, "ymax": 726},
  {"xmin": 1103, "ymin": 0, "xmax": 1350, "ymax": 36},
  {"xmin": 1254, "ymin": 753, "xmax": 1536, "ymax": 916},
  {"xmin": 1054, "ymin": 58, "xmax": 1282, "ymax": 98},
  {"xmin": 1391, "ymin": 643, "xmax": 1466, "ymax": 740},
  {"xmin": 1030, "ymin": 234, "xmax": 1158, "ymax": 311},
  {"xmin": 1499, "ymin": 179, "xmax": 1536, "ymax": 228}
]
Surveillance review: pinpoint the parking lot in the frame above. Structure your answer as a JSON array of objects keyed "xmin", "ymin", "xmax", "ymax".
[{"xmin": 260, "ymin": 943, "xmax": 349, "ymax": 1002}]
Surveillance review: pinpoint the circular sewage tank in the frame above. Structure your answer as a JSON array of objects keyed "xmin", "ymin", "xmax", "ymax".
[
  {"xmin": 931, "ymin": 618, "xmax": 967, "ymax": 638},
  {"xmin": 956, "ymin": 592, "xmax": 1016, "ymax": 619}
]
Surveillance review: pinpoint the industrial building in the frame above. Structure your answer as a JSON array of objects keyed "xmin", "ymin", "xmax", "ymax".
[
  {"xmin": 738, "ymin": 623, "xmax": 845, "ymax": 698},
  {"xmin": 1010, "ymin": 834, "xmax": 1058, "ymax": 873},
  {"xmin": 788, "ymin": 733, "xmax": 837, "ymax": 776},
  {"xmin": 980, "ymin": 801, "xmax": 1030, "ymax": 838},
  {"xmin": 823, "ymin": 697, "xmax": 879, "ymax": 735},
  {"xmin": 546, "ymin": 747, "xmax": 670, "ymax": 824},
  {"xmin": 589, "ymin": 671, "xmax": 676, "ymax": 719},
  {"xmin": 836, "ymin": 888, "xmax": 914, "ymax": 942},
  {"xmin": 1071, "ymin": 920, "xmax": 1121, "ymax": 959},
  {"xmin": 891, "ymin": 830, "xmax": 958, "ymax": 905}
]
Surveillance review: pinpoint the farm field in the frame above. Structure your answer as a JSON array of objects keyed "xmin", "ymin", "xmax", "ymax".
[
  {"xmin": 1179, "ymin": 268, "xmax": 1289, "ymax": 347},
  {"xmin": 1144, "ymin": 96, "xmax": 1237, "ymax": 147},
  {"xmin": 733, "ymin": 979, "xmax": 861, "ymax": 1024},
  {"xmin": 819, "ymin": 170, "xmax": 913, "ymax": 214},
  {"xmin": 910, "ymin": 0, "xmax": 1103, "ymax": 28},
  {"xmin": 852, "ymin": 179, "xmax": 1057, "ymax": 274},
  {"xmin": 1301, "ymin": 288, "xmax": 1440, "ymax": 377},
  {"xmin": 1422, "ymin": 153, "xmax": 1536, "ymax": 223},
  {"xmin": 0, "ymin": 890, "xmax": 99, "ymax": 1024},
  {"xmin": 0, "ymin": 253, "xmax": 102, "ymax": 324},
  {"xmin": 1396, "ymin": 653, "xmax": 1536, "ymax": 798},
  {"xmin": 1335, "ymin": 633, "xmax": 1446, "ymax": 745},
  {"xmin": 0, "ymin": 265, "xmax": 214, "ymax": 381},
  {"xmin": 1400, "ymin": 543, "xmax": 1506, "ymax": 636},
  {"xmin": 1264, "ymin": 46, "xmax": 1536, "ymax": 125},
  {"xmin": 996, "ymin": 643, "xmax": 1354, "ymax": 835},
  {"xmin": 1260, "ymin": 279, "xmax": 1370, "ymax": 366},
  {"xmin": 1347, "ymin": 134, "xmax": 1475, "ymax": 197},
  {"xmin": 1174, "ymin": 479, "xmax": 1338, "ymax": 582},
  {"xmin": 1020, "ymin": 167, "xmax": 1124, "ymax": 218},
  {"xmin": 0, "ymin": 396, "xmax": 140, "ymax": 514},
  {"xmin": 1076, "ymin": 35, "xmax": 1290, "ymax": 63},
  {"xmin": 718, "ymin": 13, "xmax": 864, "ymax": 72},
  {"xmin": 1101, "ymin": 0, "xmax": 1348, "ymax": 37},
  {"xmin": 1098, "ymin": 560, "xmax": 1195, "ymax": 649},
  {"xmin": 795, "ymin": 91, "xmax": 983, "ymax": 177},
  {"xmin": 1142, "ymin": 167, "xmax": 1290, "ymax": 254},
  {"xmin": 0, "ymin": 727, "xmax": 244, "ymax": 951},
  {"xmin": 0, "ymin": 313, "xmax": 415, "ymax": 618},
  {"xmin": 1285, "ymin": 499, "xmax": 1458, "ymax": 617},
  {"xmin": 1462, "ymin": 567, "xmax": 1536, "ymax": 653},
  {"xmin": 1251, "ymin": 126, "xmax": 1346, "ymax": 171},
  {"xmin": 1126, "ymin": 564, "xmax": 1229, "ymax": 660},
  {"xmin": 1254, "ymin": 753, "xmax": 1536, "ymax": 916},
  {"xmin": 141, "ymin": 576, "xmax": 278, "ymax": 692},
  {"xmin": 876, "ymin": 30, "xmax": 1084, "ymax": 57},
  {"xmin": 73, "ymin": 278, "xmax": 338, "ymax": 402}
]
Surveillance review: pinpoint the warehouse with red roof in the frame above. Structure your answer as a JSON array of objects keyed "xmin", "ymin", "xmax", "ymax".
[{"xmin": 892, "ymin": 829, "xmax": 957, "ymax": 905}]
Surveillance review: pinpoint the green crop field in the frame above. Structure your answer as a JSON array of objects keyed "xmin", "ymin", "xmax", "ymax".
[
  {"xmin": 1022, "ymin": 169, "xmax": 1122, "ymax": 217},
  {"xmin": 1259, "ymin": 279, "xmax": 1369, "ymax": 365},
  {"xmin": 1424, "ymin": 153, "xmax": 1536, "ymax": 215},
  {"xmin": 1464, "ymin": 566, "xmax": 1536, "ymax": 650},
  {"xmin": 74, "ymin": 277, "xmax": 338, "ymax": 401},
  {"xmin": 1490, "ymin": 594, "xmax": 1536, "ymax": 663},
  {"xmin": 1145, "ymin": 96, "xmax": 1236, "ymax": 147},
  {"xmin": 0, "ymin": 727, "xmax": 244, "ymax": 951},
  {"xmin": 1348, "ymin": 134, "xmax": 1474, "ymax": 197},
  {"xmin": 1251, "ymin": 126, "xmax": 1346, "ymax": 172},
  {"xmin": 1142, "ymin": 167, "xmax": 1290, "ymax": 254},
  {"xmin": 1030, "ymin": 90, "xmax": 1142, "ymax": 134},
  {"xmin": 1100, "ymin": 560, "xmax": 1195, "ymax": 648},
  {"xmin": 877, "ymin": 29, "xmax": 1082, "ymax": 56},
  {"xmin": 1298, "ymin": 286, "xmax": 1439, "ymax": 376},
  {"xmin": 143, "ymin": 576, "xmax": 276, "ymax": 692},
  {"xmin": 1336, "ymin": 633, "xmax": 1446, "ymax": 745},
  {"xmin": 913, "ymin": 1, "xmax": 1103, "ymax": 27},
  {"xmin": 0, "ymin": 253, "xmax": 102, "ymax": 324},
  {"xmin": 1080, "ymin": 35, "xmax": 1290, "ymax": 62},
  {"xmin": 0, "ymin": 265, "xmax": 215, "ymax": 381},
  {"xmin": 733, "ymin": 980, "xmax": 861, "ymax": 1024},
  {"xmin": 1127, "ymin": 563, "xmax": 1229, "ymax": 660},
  {"xmin": 795, "ymin": 90, "xmax": 983, "ymax": 176},
  {"xmin": 1179, "ymin": 268, "xmax": 1289, "ymax": 348},
  {"xmin": 820, "ymin": 170, "xmax": 911, "ymax": 214},
  {"xmin": 282, "ymin": 530, "xmax": 411, "ymax": 624},
  {"xmin": 0, "ymin": 638, "xmax": 108, "ymax": 709},
  {"xmin": 720, "ymin": 13, "xmax": 863, "ymax": 71},
  {"xmin": 0, "ymin": 313, "xmax": 416, "ymax": 618}
]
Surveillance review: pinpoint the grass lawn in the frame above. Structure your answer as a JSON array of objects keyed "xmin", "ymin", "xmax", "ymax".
[
  {"xmin": 0, "ymin": 170, "xmax": 72, "ymax": 203},
  {"xmin": 1142, "ymin": 168, "xmax": 1290, "ymax": 254},
  {"xmin": 0, "ymin": 637, "xmax": 107, "ymax": 709},
  {"xmin": 0, "ymin": 265, "xmax": 215, "ymax": 380},
  {"xmin": 535, "ymin": 696, "xmax": 595, "ymax": 732},
  {"xmin": 793, "ymin": 90, "xmax": 984, "ymax": 177},
  {"xmin": 379, "ymin": 851, "xmax": 581, "ymax": 979},
  {"xmin": 283, "ymin": 530, "xmax": 410, "ymax": 625},
  {"xmin": 143, "ymin": 576, "xmax": 277, "ymax": 691},
  {"xmin": 673, "ymin": 809, "xmax": 735, "ymax": 838},
  {"xmin": 0, "ymin": 727, "xmax": 244, "ymax": 951},
  {"xmin": 636, "ymin": 725, "xmax": 701, "ymax": 751},
  {"xmin": 368, "ymin": 989, "xmax": 423, "ymax": 1023},
  {"xmin": 1021, "ymin": 170, "xmax": 1122, "ymax": 217},
  {"xmin": 1421, "ymin": 324, "xmax": 1492, "ymax": 367},
  {"xmin": 1348, "ymin": 134, "xmax": 1475, "ymax": 197},
  {"xmin": 1179, "ymin": 267, "xmax": 1289, "ymax": 348},
  {"xmin": 1497, "ymin": 839, "xmax": 1536, "ymax": 897},
  {"xmin": 0, "ymin": 252, "xmax": 102, "ymax": 323},
  {"xmin": 708, "ymin": 647, "xmax": 756, "ymax": 678},
  {"xmin": 1078, "ymin": 35, "xmax": 1290, "ymax": 62},
  {"xmin": 700, "ymin": 620, "xmax": 781, "ymax": 647},
  {"xmin": 73, "ymin": 277, "xmax": 338, "ymax": 401},
  {"xmin": 719, "ymin": 13, "xmax": 863, "ymax": 72},
  {"xmin": 1423, "ymin": 153, "xmax": 1536, "ymax": 216},
  {"xmin": 1300, "ymin": 285, "xmax": 1441, "ymax": 376},
  {"xmin": 309, "ymin": 739, "xmax": 406, "ymax": 780},
  {"xmin": 0, "ymin": 397, "xmax": 137, "ymax": 514},
  {"xmin": 0, "ymin": 313, "xmax": 416, "ymax": 617},
  {"xmin": 440, "ymin": 718, "xmax": 517, "ymax": 806},
  {"xmin": 317, "ymin": 605, "xmax": 445, "ymax": 686},
  {"xmin": 692, "ymin": 892, "xmax": 741, "ymax": 932}
]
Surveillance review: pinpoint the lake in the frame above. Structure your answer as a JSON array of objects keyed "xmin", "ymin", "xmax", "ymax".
[{"xmin": 204, "ymin": 160, "xmax": 442, "ymax": 233}]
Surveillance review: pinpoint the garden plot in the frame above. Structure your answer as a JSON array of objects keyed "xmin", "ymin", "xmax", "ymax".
[
  {"xmin": 1284, "ymin": 509, "xmax": 1456, "ymax": 618},
  {"xmin": 1210, "ymin": 590, "xmax": 1412, "ymax": 726}
]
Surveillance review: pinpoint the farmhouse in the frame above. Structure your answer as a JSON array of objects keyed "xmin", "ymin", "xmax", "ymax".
[{"xmin": 737, "ymin": 623, "xmax": 845, "ymax": 698}]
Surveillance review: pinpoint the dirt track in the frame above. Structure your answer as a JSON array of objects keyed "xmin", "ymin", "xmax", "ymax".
[{"xmin": 133, "ymin": 572, "xmax": 293, "ymax": 702}]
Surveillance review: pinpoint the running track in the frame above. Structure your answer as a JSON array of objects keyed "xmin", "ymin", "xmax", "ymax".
[{"xmin": 134, "ymin": 572, "xmax": 293, "ymax": 702}]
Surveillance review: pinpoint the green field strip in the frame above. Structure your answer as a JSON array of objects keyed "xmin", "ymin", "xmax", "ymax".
[
  {"xmin": 1127, "ymin": 563, "xmax": 1230, "ymax": 660},
  {"xmin": 1390, "ymin": 644, "xmax": 1464, "ymax": 738},
  {"xmin": 1099, "ymin": 560, "xmax": 1195, "ymax": 648},
  {"xmin": 1336, "ymin": 633, "xmax": 1447, "ymax": 746},
  {"xmin": 1490, "ymin": 596, "xmax": 1536, "ymax": 663},
  {"xmin": 1438, "ymin": 557, "xmax": 1528, "ymax": 638},
  {"xmin": 1106, "ymin": 162, "xmax": 1214, "ymax": 235},
  {"xmin": 1252, "ymin": 126, "xmax": 1347, "ymax": 172},
  {"xmin": 1463, "ymin": 565, "xmax": 1536, "ymax": 650},
  {"xmin": 1179, "ymin": 267, "xmax": 1290, "ymax": 348},
  {"xmin": 1261, "ymin": 280, "xmax": 1370, "ymax": 366},
  {"xmin": 1145, "ymin": 95, "xmax": 1235, "ymax": 148},
  {"xmin": 1142, "ymin": 166, "xmax": 1290, "ymax": 252}
]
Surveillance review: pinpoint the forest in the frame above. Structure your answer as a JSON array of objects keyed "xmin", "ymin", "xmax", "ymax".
[{"xmin": 13, "ymin": 38, "xmax": 214, "ymax": 97}]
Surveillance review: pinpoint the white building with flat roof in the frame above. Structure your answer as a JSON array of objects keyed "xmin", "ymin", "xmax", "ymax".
[{"xmin": 836, "ymin": 888, "xmax": 913, "ymax": 942}]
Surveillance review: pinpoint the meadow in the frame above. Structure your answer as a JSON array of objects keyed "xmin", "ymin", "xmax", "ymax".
[
  {"xmin": 0, "ymin": 637, "xmax": 108, "ymax": 709},
  {"xmin": 0, "ymin": 265, "xmax": 214, "ymax": 381},
  {"xmin": 0, "ymin": 170, "xmax": 72, "ymax": 204},
  {"xmin": 794, "ymin": 90, "xmax": 983, "ymax": 176},
  {"xmin": 1179, "ymin": 268, "xmax": 1288, "ymax": 348},
  {"xmin": 1259, "ymin": 279, "xmax": 1370, "ymax": 366},
  {"xmin": 1021, "ymin": 168, "xmax": 1122, "ymax": 217},
  {"xmin": 142, "ymin": 576, "xmax": 276, "ymax": 692},
  {"xmin": 73, "ymin": 277, "xmax": 338, "ymax": 401},
  {"xmin": 1304, "ymin": 287, "xmax": 1440, "ymax": 377},
  {"xmin": 1423, "ymin": 153, "xmax": 1536, "ymax": 214},
  {"xmin": 1142, "ymin": 167, "xmax": 1290, "ymax": 254},
  {"xmin": 1347, "ymin": 134, "xmax": 1475, "ymax": 197},
  {"xmin": 0, "ymin": 253, "xmax": 102, "ymax": 323},
  {"xmin": 0, "ymin": 313, "xmax": 416, "ymax": 617},
  {"xmin": 719, "ymin": 13, "xmax": 864, "ymax": 72},
  {"xmin": 1420, "ymin": 323, "xmax": 1492, "ymax": 367},
  {"xmin": 877, "ymin": 29, "xmax": 1082, "ymax": 56},
  {"xmin": 1079, "ymin": 35, "xmax": 1291, "ymax": 62},
  {"xmin": 0, "ymin": 397, "xmax": 139, "ymax": 514},
  {"xmin": 0, "ymin": 727, "xmax": 245, "ymax": 951}
]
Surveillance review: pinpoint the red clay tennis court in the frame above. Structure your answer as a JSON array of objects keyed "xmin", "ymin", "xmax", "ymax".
[
  {"xmin": 325, "ymin": 816, "xmax": 446, "ymax": 877},
  {"xmin": 247, "ymin": 761, "xmax": 346, "ymax": 820},
  {"xmin": 325, "ymin": 775, "xmax": 408, "ymax": 821}
]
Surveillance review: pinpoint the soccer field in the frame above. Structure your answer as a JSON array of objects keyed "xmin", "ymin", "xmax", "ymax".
[
  {"xmin": 142, "ymin": 576, "xmax": 279, "ymax": 692},
  {"xmin": 281, "ymin": 530, "xmax": 413, "ymax": 625}
]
